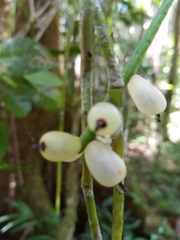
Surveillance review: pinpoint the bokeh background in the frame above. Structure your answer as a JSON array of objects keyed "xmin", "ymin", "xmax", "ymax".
[{"xmin": 0, "ymin": 0, "xmax": 180, "ymax": 239}]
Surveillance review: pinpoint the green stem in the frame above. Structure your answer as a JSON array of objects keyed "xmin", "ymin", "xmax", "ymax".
[
  {"xmin": 55, "ymin": 162, "xmax": 62, "ymax": 215},
  {"xmin": 55, "ymin": 109, "xmax": 65, "ymax": 216},
  {"xmin": 80, "ymin": 1, "xmax": 102, "ymax": 239},
  {"xmin": 123, "ymin": 0, "xmax": 174, "ymax": 86},
  {"xmin": 55, "ymin": 75, "xmax": 66, "ymax": 216},
  {"xmin": 91, "ymin": 0, "xmax": 124, "ymax": 88},
  {"xmin": 109, "ymin": 89, "xmax": 124, "ymax": 240},
  {"xmin": 57, "ymin": 112, "xmax": 81, "ymax": 240}
]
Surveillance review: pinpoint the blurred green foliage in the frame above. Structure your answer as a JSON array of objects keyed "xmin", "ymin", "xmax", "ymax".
[
  {"xmin": 0, "ymin": 37, "xmax": 63, "ymax": 162},
  {"xmin": 0, "ymin": 0, "xmax": 180, "ymax": 239},
  {"xmin": 0, "ymin": 200, "xmax": 58, "ymax": 239}
]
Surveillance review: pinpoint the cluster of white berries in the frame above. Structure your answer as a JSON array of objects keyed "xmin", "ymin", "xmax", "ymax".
[
  {"xmin": 39, "ymin": 102, "xmax": 125, "ymax": 187},
  {"xmin": 38, "ymin": 74, "xmax": 167, "ymax": 188},
  {"xmin": 85, "ymin": 102, "xmax": 126, "ymax": 187}
]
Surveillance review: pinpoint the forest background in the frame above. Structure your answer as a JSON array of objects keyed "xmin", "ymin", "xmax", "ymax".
[{"xmin": 0, "ymin": 0, "xmax": 180, "ymax": 240}]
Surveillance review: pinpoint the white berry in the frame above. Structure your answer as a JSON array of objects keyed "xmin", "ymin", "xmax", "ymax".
[
  {"xmin": 128, "ymin": 74, "xmax": 167, "ymax": 116},
  {"xmin": 39, "ymin": 131, "xmax": 82, "ymax": 162},
  {"xmin": 87, "ymin": 102, "xmax": 122, "ymax": 136},
  {"xmin": 63, "ymin": 152, "xmax": 83, "ymax": 162},
  {"xmin": 84, "ymin": 140, "xmax": 127, "ymax": 187}
]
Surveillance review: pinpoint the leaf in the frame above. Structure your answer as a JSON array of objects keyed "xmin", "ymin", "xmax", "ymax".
[
  {"xmin": 49, "ymin": 46, "xmax": 80, "ymax": 57},
  {"xmin": 0, "ymin": 37, "xmax": 56, "ymax": 77},
  {"xmin": 125, "ymin": 219, "xmax": 141, "ymax": 230},
  {"xmin": 4, "ymin": 200, "xmax": 33, "ymax": 215},
  {"xmin": 33, "ymin": 88, "xmax": 63, "ymax": 110},
  {"xmin": 0, "ymin": 213, "xmax": 22, "ymax": 223},
  {"xmin": 10, "ymin": 220, "xmax": 39, "ymax": 234},
  {"xmin": 0, "ymin": 118, "xmax": 9, "ymax": 159},
  {"xmin": 0, "ymin": 83, "xmax": 32, "ymax": 117},
  {"xmin": 0, "ymin": 75, "xmax": 18, "ymax": 88},
  {"xmin": 24, "ymin": 71, "xmax": 62, "ymax": 88},
  {"xmin": 0, "ymin": 216, "xmax": 32, "ymax": 233},
  {"xmin": 26, "ymin": 236, "xmax": 54, "ymax": 240},
  {"xmin": 134, "ymin": 238, "xmax": 148, "ymax": 240},
  {"xmin": 0, "ymin": 200, "xmax": 39, "ymax": 234},
  {"xmin": 77, "ymin": 232, "xmax": 92, "ymax": 239},
  {"xmin": 0, "ymin": 162, "xmax": 28, "ymax": 171}
]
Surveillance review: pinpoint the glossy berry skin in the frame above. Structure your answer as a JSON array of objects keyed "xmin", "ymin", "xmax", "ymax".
[
  {"xmin": 128, "ymin": 74, "xmax": 167, "ymax": 116},
  {"xmin": 84, "ymin": 140, "xmax": 127, "ymax": 187},
  {"xmin": 63, "ymin": 152, "xmax": 83, "ymax": 162},
  {"xmin": 87, "ymin": 102, "xmax": 122, "ymax": 136},
  {"xmin": 39, "ymin": 131, "xmax": 82, "ymax": 162}
]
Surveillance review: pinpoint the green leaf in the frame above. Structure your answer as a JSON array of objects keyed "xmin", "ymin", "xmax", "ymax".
[
  {"xmin": 0, "ymin": 75, "xmax": 18, "ymax": 88},
  {"xmin": 77, "ymin": 232, "xmax": 92, "ymax": 239},
  {"xmin": 0, "ymin": 118, "xmax": 9, "ymax": 159},
  {"xmin": 26, "ymin": 236, "xmax": 54, "ymax": 240},
  {"xmin": 0, "ymin": 162, "xmax": 28, "ymax": 171},
  {"xmin": 5, "ymin": 200, "xmax": 33, "ymax": 214},
  {"xmin": 0, "ymin": 37, "xmax": 56, "ymax": 77},
  {"xmin": 33, "ymin": 88, "xmax": 63, "ymax": 110},
  {"xmin": 49, "ymin": 46, "xmax": 80, "ymax": 57},
  {"xmin": 0, "ymin": 83, "xmax": 32, "ymax": 117},
  {"xmin": 24, "ymin": 71, "xmax": 62, "ymax": 88},
  {"xmin": 0, "ymin": 216, "xmax": 30, "ymax": 233},
  {"xmin": 0, "ymin": 213, "xmax": 22, "ymax": 223},
  {"xmin": 10, "ymin": 220, "xmax": 40, "ymax": 234}
]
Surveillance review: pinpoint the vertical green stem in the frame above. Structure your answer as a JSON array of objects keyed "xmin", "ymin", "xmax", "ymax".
[
  {"xmin": 91, "ymin": 0, "xmax": 124, "ymax": 88},
  {"xmin": 91, "ymin": 0, "xmax": 125, "ymax": 237},
  {"xmin": 55, "ymin": 162, "xmax": 62, "ymax": 215},
  {"xmin": 80, "ymin": 1, "xmax": 102, "ymax": 239},
  {"xmin": 55, "ymin": 107, "xmax": 65, "ymax": 215},
  {"xmin": 109, "ymin": 89, "xmax": 124, "ymax": 240}
]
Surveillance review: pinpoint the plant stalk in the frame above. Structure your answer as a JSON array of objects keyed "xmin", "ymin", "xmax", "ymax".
[
  {"xmin": 80, "ymin": 1, "xmax": 102, "ymax": 239},
  {"xmin": 91, "ymin": 0, "xmax": 124, "ymax": 89}
]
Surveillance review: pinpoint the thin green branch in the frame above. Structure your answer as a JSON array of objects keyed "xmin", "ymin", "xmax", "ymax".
[
  {"xmin": 80, "ymin": 1, "xmax": 102, "ymax": 239},
  {"xmin": 123, "ymin": 0, "xmax": 174, "ymax": 86}
]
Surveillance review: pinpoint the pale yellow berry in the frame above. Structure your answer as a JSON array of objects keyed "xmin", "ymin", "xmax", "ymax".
[
  {"xmin": 39, "ymin": 131, "xmax": 82, "ymax": 162},
  {"xmin": 128, "ymin": 74, "xmax": 167, "ymax": 116},
  {"xmin": 87, "ymin": 102, "xmax": 122, "ymax": 136},
  {"xmin": 84, "ymin": 140, "xmax": 127, "ymax": 187},
  {"xmin": 63, "ymin": 152, "xmax": 83, "ymax": 162}
]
